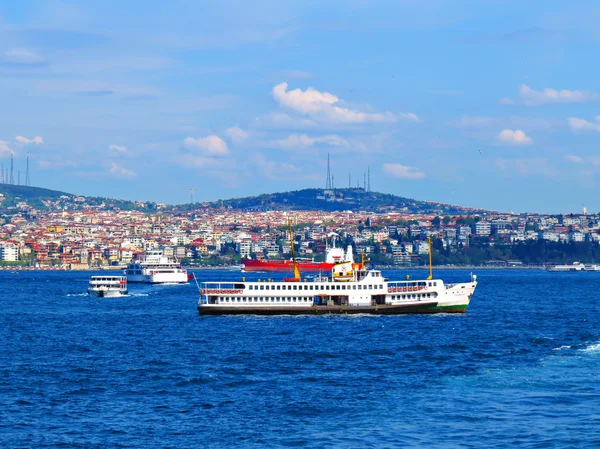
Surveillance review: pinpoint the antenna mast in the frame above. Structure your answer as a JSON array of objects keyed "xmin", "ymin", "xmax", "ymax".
[
  {"xmin": 9, "ymin": 152, "xmax": 14, "ymax": 185},
  {"xmin": 325, "ymin": 153, "xmax": 332, "ymax": 189},
  {"xmin": 187, "ymin": 188, "xmax": 198, "ymax": 211},
  {"xmin": 367, "ymin": 166, "xmax": 371, "ymax": 192},
  {"xmin": 25, "ymin": 154, "xmax": 30, "ymax": 186}
]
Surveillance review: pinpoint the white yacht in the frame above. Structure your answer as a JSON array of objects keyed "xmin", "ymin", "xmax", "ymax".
[
  {"xmin": 88, "ymin": 276, "xmax": 128, "ymax": 298},
  {"xmin": 125, "ymin": 250, "xmax": 189, "ymax": 284}
]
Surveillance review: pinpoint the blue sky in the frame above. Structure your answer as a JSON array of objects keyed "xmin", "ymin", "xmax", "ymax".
[{"xmin": 1, "ymin": 0, "xmax": 599, "ymax": 213}]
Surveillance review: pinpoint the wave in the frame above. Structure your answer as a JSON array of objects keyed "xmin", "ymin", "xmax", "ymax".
[
  {"xmin": 67, "ymin": 293, "xmax": 88, "ymax": 297},
  {"xmin": 580, "ymin": 342, "xmax": 600, "ymax": 353}
]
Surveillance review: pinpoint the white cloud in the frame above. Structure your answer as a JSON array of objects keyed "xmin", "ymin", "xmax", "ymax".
[
  {"xmin": 251, "ymin": 153, "xmax": 301, "ymax": 179},
  {"xmin": 15, "ymin": 136, "xmax": 43, "ymax": 145},
  {"xmin": 276, "ymin": 134, "xmax": 349, "ymax": 149},
  {"xmin": 564, "ymin": 154, "xmax": 584, "ymax": 164},
  {"xmin": 108, "ymin": 162, "xmax": 136, "ymax": 177},
  {"xmin": 497, "ymin": 129, "xmax": 533, "ymax": 145},
  {"xmin": 382, "ymin": 163, "xmax": 425, "ymax": 180},
  {"xmin": 568, "ymin": 116, "xmax": 600, "ymax": 132},
  {"xmin": 518, "ymin": 84, "xmax": 600, "ymax": 106},
  {"xmin": 449, "ymin": 115, "xmax": 552, "ymax": 131},
  {"xmin": 5, "ymin": 48, "xmax": 44, "ymax": 65},
  {"xmin": 499, "ymin": 97, "xmax": 515, "ymax": 105},
  {"xmin": 0, "ymin": 141, "xmax": 11, "ymax": 157},
  {"xmin": 183, "ymin": 135, "xmax": 229, "ymax": 155},
  {"xmin": 564, "ymin": 154, "xmax": 600, "ymax": 167},
  {"xmin": 272, "ymin": 82, "xmax": 409, "ymax": 124},
  {"xmin": 225, "ymin": 127, "xmax": 248, "ymax": 145},
  {"xmin": 108, "ymin": 144, "xmax": 128, "ymax": 153},
  {"xmin": 256, "ymin": 112, "xmax": 318, "ymax": 129}
]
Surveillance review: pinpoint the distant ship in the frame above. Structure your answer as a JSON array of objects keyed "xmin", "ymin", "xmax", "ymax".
[
  {"xmin": 125, "ymin": 250, "xmax": 189, "ymax": 283},
  {"xmin": 242, "ymin": 234, "xmax": 354, "ymax": 273},
  {"xmin": 547, "ymin": 261, "xmax": 600, "ymax": 272}
]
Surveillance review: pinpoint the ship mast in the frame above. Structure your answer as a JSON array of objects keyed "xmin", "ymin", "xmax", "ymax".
[
  {"xmin": 427, "ymin": 236, "xmax": 433, "ymax": 280},
  {"xmin": 288, "ymin": 218, "xmax": 300, "ymax": 280}
]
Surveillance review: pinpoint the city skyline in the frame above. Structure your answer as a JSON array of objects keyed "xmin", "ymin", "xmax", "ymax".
[{"xmin": 1, "ymin": 1, "xmax": 600, "ymax": 214}]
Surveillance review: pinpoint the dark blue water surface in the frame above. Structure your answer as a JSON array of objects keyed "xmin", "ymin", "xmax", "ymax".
[{"xmin": 1, "ymin": 269, "xmax": 600, "ymax": 448}]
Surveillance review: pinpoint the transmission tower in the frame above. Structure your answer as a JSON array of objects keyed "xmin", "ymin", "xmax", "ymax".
[
  {"xmin": 367, "ymin": 166, "xmax": 371, "ymax": 192},
  {"xmin": 25, "ymin": 154, "xmax": 30, "ymax": 186},
  {"xmin": 9, "ymin": 152, "xmax": 14, "ymax": 185},
  {"xmin": 187, "ymin": 188, "xmax": 198, "ymax": 210},
  {"xmin": 325, "ymin": 153, "xmax": 332, "ymax": 189}
]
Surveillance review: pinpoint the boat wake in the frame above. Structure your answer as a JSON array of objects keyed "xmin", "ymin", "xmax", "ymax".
[{"xmin": 580, "ymin": 342, "xmax": 600, "ymax": 353}]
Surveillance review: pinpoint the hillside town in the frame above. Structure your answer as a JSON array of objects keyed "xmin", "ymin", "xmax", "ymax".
[{"xmin": 0, "ymin": 192, "xmax": 598, "ymax": 269}]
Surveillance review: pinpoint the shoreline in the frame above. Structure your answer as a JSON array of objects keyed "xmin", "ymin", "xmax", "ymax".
[{"xmin": 0, "ymin": 265, "xmax": 549, "ymax": 272}]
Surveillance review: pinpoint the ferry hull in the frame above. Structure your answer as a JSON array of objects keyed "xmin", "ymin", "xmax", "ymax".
[{"xmin": 197, "ymin": 301, "xmax": 469, "ymax": 316}]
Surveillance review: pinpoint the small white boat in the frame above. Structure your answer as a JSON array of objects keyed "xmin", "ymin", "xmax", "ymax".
[{"xmin": 88, "ymin": 276, "xmax": 128, "ymax": 298}]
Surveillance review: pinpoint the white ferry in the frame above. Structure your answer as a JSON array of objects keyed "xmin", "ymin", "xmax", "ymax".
[
  {"xmin": 198, "ymin": 261, "xmax": 477, "ymax": 315},
  {"xmin": 198, "ymin": 231, "xmax": 477, "ymax": 315},
  {"xmin": 125, "ymin": 250, "xmax": 189, "ymax": 284},
  {"xmin": 546, "ymin": 262, "xmax": 600, "ymax": 272},
  {"xmin": 88, "ymin": 276, "xmax": 128, "ymax": 298}
]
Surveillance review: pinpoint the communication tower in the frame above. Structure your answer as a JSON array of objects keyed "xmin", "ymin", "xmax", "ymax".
[{"xmin": 25, "ymin": 154, "xmax": 30, "ymax": 186}]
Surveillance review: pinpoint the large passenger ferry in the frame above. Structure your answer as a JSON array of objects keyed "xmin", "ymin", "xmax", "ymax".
[
  {"xmin": 197, "ymin": 233, "xmax": 478, "ymax": 315},
  {"xmin": 125, "ymin": 250, "xmax": 189, "ymax": 284}
]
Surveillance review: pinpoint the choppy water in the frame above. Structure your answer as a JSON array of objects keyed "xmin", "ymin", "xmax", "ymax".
[{"xmin": 1, "ymin": 269, "xmax": 599, "ymax": 448}]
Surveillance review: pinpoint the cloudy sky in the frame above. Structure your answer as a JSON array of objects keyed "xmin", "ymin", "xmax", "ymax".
[{"xmin": 1, "ymin": 0, "xmax": 599, "ymax": 213}]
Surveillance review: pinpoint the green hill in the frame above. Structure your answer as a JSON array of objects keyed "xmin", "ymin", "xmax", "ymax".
[
  {"xmin": 0, "ymin": 184, "xmax": 489, "ymax": 215},
  {"xmin": 195, "ymin": 188, "xmax": 488, "ymax": 215},
  {"xmin": 0, "ymin": 183, "xmax": 150, "ymax": 211}
]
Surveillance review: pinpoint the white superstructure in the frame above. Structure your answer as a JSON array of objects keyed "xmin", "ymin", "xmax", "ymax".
[
  {"xmin": 88, "ymin": 276, "xmax": 128, "ymax": 298},
  {"xmin": 125, "ymin": 250, "xmax": 188, "ymax": 284}
]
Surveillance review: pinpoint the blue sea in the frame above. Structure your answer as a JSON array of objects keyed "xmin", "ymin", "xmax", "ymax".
[{"xmin": 1, "ymin": 268, "xmax": 599, "ymax": 448}]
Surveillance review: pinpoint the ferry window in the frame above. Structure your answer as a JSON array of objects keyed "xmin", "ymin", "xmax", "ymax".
[
  {"xmin": 260, "ymin": 285, "xmax": 264, "ymax": 290},
  {"xmin": 277, "ymin": 298, "xmax": 281, "ymax": 302},
  {"xmin": 276, "ymin": 286, "xmax": 281, "ymax": 290},
  {"xmin": 309, "ymin": 285, "xmax": 314, "ymax": 290},
  {"xmin": 254, "ymin": 298, "xmax": 258, "ymax": 302},
  {"xmin": 358, "ymin": 285, "xmax": 362, "ymax": 290},
  {"xmin": 293, "ymin": 285, "xmax": 297, "ymax": 290},
  {"xmin": 326, "ymin": 285, "xmax": 330, "ymax": 290},
  {"xmin": 237, "ymin": 298, "xmax": 241, "ymax": 302},
  {"xmin": 434, "ymin": 282, "xmax": 437, "ymax": 286}
]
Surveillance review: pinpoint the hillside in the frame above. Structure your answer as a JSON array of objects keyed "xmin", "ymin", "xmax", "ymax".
[
  {"xmin": 0, "ymin": 184, "xmax": 489, "ymax": 215},
  {"xmin": 0, "ymin": 183, "xmax": 152, "ymax": 211},
  {"xmin": 195, "ymin": 188, "xmax": 488, "ymax": 215}
]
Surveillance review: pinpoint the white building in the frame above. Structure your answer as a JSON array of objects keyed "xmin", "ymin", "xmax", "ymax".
[{"xmin": 0, "ymin": 242, "xmax": 19, "ymax": 261}]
